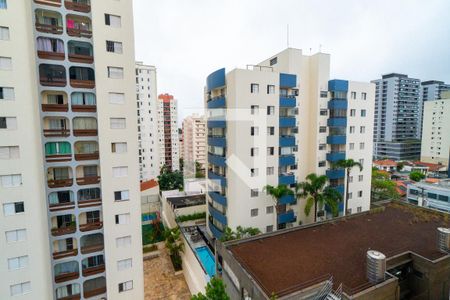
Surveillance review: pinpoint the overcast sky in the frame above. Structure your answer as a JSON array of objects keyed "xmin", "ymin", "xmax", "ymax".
[{"xmin": 133, "ymin": 0, "xmax": 450, "ymax": 124}]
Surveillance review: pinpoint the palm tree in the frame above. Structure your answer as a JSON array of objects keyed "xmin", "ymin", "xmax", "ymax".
[
  {"xmin": 264, "ymin": 184, "xmax": 294, "ymax": 213},
  {"xmin": 332, "ymin": 159, "xmax": 363, "ymax": 216},
  {"xmin": 296, "ymin": 173, "xmax": 342, "ymax": 222}
]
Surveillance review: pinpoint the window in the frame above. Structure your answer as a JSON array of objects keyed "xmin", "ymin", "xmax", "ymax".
[
  {"xmin": 250, "ymin": 83, "xmax": 259, "ymax": 94},
  {"xmin": 1, "ymin": 174, "xmax": 22, "ymax": 187},
  {"xmin": 267, "ymin": 147, "xmax": 274, "ymax": 156},
  {"xmin": 0, "ymin": 57, "xmax": 12, "ymax": 70},
  {"xmin": 8, "ymin": 256, "xmax": 28, "ymax": 270},
  {"xmin": 0, "ymin": 117, "xmax": 17, "ymax": 129},
  {"xmin": 3, "ymin": 202, "xmax": 24, "ymax": 216},
  {"xmin": 266, "ymin": 225, "xmax": 273, "ymax": 233},
  {"xmin": 349, "ymin": 126, "xmax": 355, "ymax": 134},
  {"xmin": 0, "ymin": 27, "xmax": 9, "ymax": 40},
  {"xmin": 115, "ymin": 213, "xmax": 130, "ymax": 225},
  {"xmin": 359, "ymin": 159, "xmax": 364, "ymax": 165},
  {"xmin": 5, "ymin": 229, "xmax": 26, "ymax": 243},
  {"xmin": 267, "ymin": 127, "xmax": 275, "ymax": 136},
  {"xmin": 361, "ymin": 109, "xmax": 366, "ymax": 117},
  {"xmin": 250, "ymin": 168, "xmax": 258, "ymax": 177},
  {"xmin": 250, "ymin": 105, "xmax": 259, "ymax": 115},
  {"xmin": 351, "ymin": 91, "xmax": 356, "ymax": 99},
  {"xmin": 250, "ymin": 208, "xmax": 258, "ymax": 217},
  {"xmin": 349, "ymin": 143, "xmax": 354, "ymax": 150},
  {"xmin": 267, "ymin": 106, "xmax": 275, "ymax": 115},
  {"xmin": 319, "ymin": 126, "xmax": 326, "ymax": 133},
  {"xmin": 357, "ymin": 206, "xmax": 362, "ymax": 213},
  {"xmin": 359, "ymin": 142, "xmax": 365, "ymax": 150},
  {"xmin": 116, "ymin": 236, "xmax": 131, "ymax": 248},
  {"xmin": 358, "ymin": 191, "xmax": 363, "ymax": 197},
  {"xmin": 318, "ymin": 161, "xmax": 326, "ymax": 167},
  {"xmin": 267, "ymin": 85, "xmax": 275, "ymax": 94},
  {"xmin": 10, "ymin": 282, "xmax": 31, "ymax": 296},
  {"xmin": 320, "ymin": 91, "xmax": 328, "ymax": 98},
  {"xmin": 117, "ymin": 258, "xmax": 132, "ymax": 271},
  {"xmin": 349, "ymin": 176, "xmax": 353, "ymax": 183},
  {"xmin": 267, "ymin": 167, "xmax": 274, "ymax": 175},
  {"xmin": 250, "ymin": 126, "xmax": 259, "ymax": 136},
  {"xmin": 0, "ymin": 146, "xmax": 19, "ymax": 159},
  {"xmin": 320, "ymin": 109, "xmax": 328, "ymax": 116},
  {"xmin": 361, "ymin": 92, "xmax": 367, "ymax": 100},
  {"xmin": 250, "ymin": 147, "xmax": 259, "ymax": 157},
  {"xmin": 358, "ymin": 175, "xmax": 363, "ymax": 182},
  {"xmin": 114, "ymin": 190, "xmax": 129, "ymax": 201},
  {"xmin": 269, "ymin": 57, "xmax": 277, "ymax": 66},
  {"xmin": 109, "ymin": 92, "xmax": 125, "ymax": 104},
  {"xmin": 319, "ymin": 144, "xmax": 326, "ymax": 150},
  {"xmin": 360, "ymin": 126, "xmax": 365, "ymax": 134},
  {"xmin": 106, "ymin": 41, "xmax": 123, "ymax": 54},
  {"xmin": 108, "ymin": 67, "xmax": 124, "ymax": 79},
  {"xmin": 110, "ymin": 118, "xmax": 126, "ymax": 129},
  {"xmin": 112, "ymin": 142, "xmax": 127, "ymax": 153},
  {"xmin": 118, "ymin": 281, "xmax": 133, "ymax": 293},
  {"xmin": 350, "ymin": 109, "xmax": 356, "ymax": 116},
  {"xmin": 266, "ymin": 206, "xmax": 274, "ymax": 214},
  {"xmin": 250, "ymin": 189, "xmax": 259, "ymax": 197},
  {"xmin": 105, "ymin": 14, "xmax": 122, "ymax": 28},
  {"xmin": 0, "ymin": 0, "xmax": 6, "ymax": 9},
  {"xmin": 347, "ymin": 208, "xmax": 352, "ymax": 215},
  {"xmin": 0, "ymin": 87, "xmax": 14, "ymax": 100},
  {"xmin": 113, "ymin": 166, "xmax": 128, "ymax": 177},
  {"xmin": 348, "ymin": 192, "xmax": 353, "ymax": 199}
]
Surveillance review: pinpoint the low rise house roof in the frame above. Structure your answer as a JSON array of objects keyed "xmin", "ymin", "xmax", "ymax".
[{"xmin": 373, "ymin": 159, "xmax": 397, "ymax": 166}]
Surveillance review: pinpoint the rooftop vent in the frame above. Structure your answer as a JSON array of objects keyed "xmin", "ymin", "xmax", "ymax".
[
  {"xmin": 367, "ymin": 250, "xmax": 386, "ymax": 284},
  {"xmin": 437, "ymin": 228, "xmax": 450, "ymax": 253}
]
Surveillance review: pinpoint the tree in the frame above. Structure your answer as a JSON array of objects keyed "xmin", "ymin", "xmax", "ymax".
[
  {"xmin": 195, "ymin": 161, "xmax": 205, "ymax": 178},
  {"xmin": 397, "ymin": 162, "xmax": 404, "ymax": 172},
  {"xmin": 164, "ymin": 227, "xmax": 184, "ymax": 270},
  {"xmin": 371, "ymin": 169, "xmax": 400, "ymax": 201},
  {"xmin": 296, "ymin": 173, "xmax": 342, "ymax": 222},
  {"xmin": 191, "ymin": 277, "xmax": 230, "ymax": 300},
  {"xmin": 158, "ymin": 165, "xmax": 184, "ymax": 191},
  {"xmin": 332, "ymin": 159, "xmax": 363, "ymax": 216},
  {"xmin": 220, "ymin": 226, "xmax": 261, "ymax": 242},
  {"xmin": 410, "ymin": 171, "xmax": 426, "ymax": 182},
  {"xmin": 264, "ymin": 184, "xmax": 294, "ymax": 213}
]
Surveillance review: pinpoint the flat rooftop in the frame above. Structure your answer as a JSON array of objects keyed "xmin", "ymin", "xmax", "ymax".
[{"xmin": 227, "ymin": 202, "xmax": 450, "ymax": 297}]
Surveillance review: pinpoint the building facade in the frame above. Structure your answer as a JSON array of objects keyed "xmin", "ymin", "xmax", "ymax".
[
  {"xmin": 407, "ymin": 179, "xmax": 450, "ymax": 212},
  {"xmin": 372, "ymin": 73, "xmax": 422, "ymax": 160},
  {"xmin": 0, "ymin": 1, "xmax": 143, "ymax": 299},
  {"xmin": 135, "ymin": 62, "xmax": 160, "ymax": 181},
  {"xmin": 421, "ymin": 80, "xmax": 450, "ymax": 102},
  {"xmin": 183, "ymin": 114, "xmax": 207, "ymax": 173},
  {"xmin": 158, "ymin": 93, "xmax": 180, "ymax": 172},
  {"xmin": 206, "ymin": 48, "xmax": 374, "ymax": 239}
]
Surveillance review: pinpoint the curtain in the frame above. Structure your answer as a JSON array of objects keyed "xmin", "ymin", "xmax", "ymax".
[
  {"xmin": 55, "ymin": 262, "xmax": 77, "ymax": 275},
  {"xmin": 56, "ymin": 39, "xmax": 64, "ymax": 53},
  {"xmin": 48, "ymin": 193, "xmax": 59, "ymax": 205},
  {"xmin": 83, "ymin": 166, "xmax": 97, "ymax": 177},
  {"xmin": 45, "ymin": 143, "xmax": 57, "ymax": 155},
  {"xmin": 58, "ymin": 142, "xmax": 71, "ymax": 154},
  {"xmin": 74, "ymin": 118, "xmax": 97, "ymax": 130},
  {"xmin": 53, "ymin": 168, "xmax": 69, "ymax": 180},
  {"xmin": 84, "ymin": 93, "xmax": 95, "ymax": 105},
  {"xmin": 37, "ymin": 37, "xmax": 52, "ymax": 52},
  {"xmin": 71, "ymin": 92, "xmax": 83, "ymax": 105}
]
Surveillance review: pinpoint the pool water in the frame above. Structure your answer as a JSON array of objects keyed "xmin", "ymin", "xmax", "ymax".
[
  {"xmin": 142, "ymin": 212, "xmax": 158, "ymax": 222},
  {"xmin": 195, "ymin": 246, "xmax": 216, "ymax": 277}
]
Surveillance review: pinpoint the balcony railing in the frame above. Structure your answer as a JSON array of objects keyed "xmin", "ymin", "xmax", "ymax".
[
  {"xmin": 208, "ymin": 191, "xmax": 227, "ymax": 206},
  {"xmin": 43, "ymin": 128, "xmax": 70, "ymax": 137},
  {"xmin": 277, "ymin": 209, "xmax": 296, "ymax": 224},
  {"xmin": 74, "ymin": 153, "xmax": 99, "ymax": 161},
  {"xmin": 57, "ymin": 293, "xmax": 81, "ymax": 300},
  {"xmin": 46, "ymin": 153, "xmax": 72, "ymax": 163},
  {"xmin": 76, "ymin": 176, "xmax": 100, "ymax": 185},
  {"xmin": 42, "ymin": 103, "xmax": 69, "ymax": 112},
  {"xmin": 40, "ymin": 76, "xmax": 67, "ymax": 87},
  {"xmin": 67, "ymin": 25, "xmax": 92, "ymax": 38},
  {"xmin": 49, "ymin": 201, "xmax": 75, "ymax": 212},
  {"xmin": 73, "ymin": 129, "xmax": 97, "ymax": 137},
  {"xmin": 79, "ymin": 221, "xmax": 103, "ymax": 232},
  {"xmin": 279, "ymin": 173, "xmax": 295, "ymax": 185},
  {"xmin": 48, "ymin": 178, "xmax": 73, "ymax": 188},
  {"xmin": 37, "ymin": 50, "xmax": 65, "ymax": 61},
  {"xmin": 34, "ymin": 0, "xmax": 62, "ymax": 7},
  {"xmin": 80, "ymin": 243, "xmax": 104, "ymax": 255},
  {"xmin": 71, "ymin": 104, "xmax": 96, "ymax": 112},
  {"xmin": 35, "ymin": 22, "xmax": 63, "ymax": 34},
  {"xmin": 51, "ymin": 225, "xmax": 76, "ymax": 236},
  {"xmin": 70, "ymin": 79, "xmax": 95, "ymax": 89},
  {"xmin": 83, "ymin": 287, "xmax": 106, "ymax": 298},
  {"xmin": 82, "ymin": 264, "xmax": 105, "ymax": 277},
  {"xmin": 68, "ymin": 53, "xmax": 93, "ymax": 64},
  {"xmin": 53, "ymin": 248, "xmax": 78, "ymax": 260},
  {"xmin": 78, "ymin": 198, "xmax": 101, "ymax": 208},
  {"xmin": 65, "ymin": 1, "xmax": 91, "ymax": 13},
  {"xmin": 55, "ymin": 271, "xmax": 79, "ymax": 283}
]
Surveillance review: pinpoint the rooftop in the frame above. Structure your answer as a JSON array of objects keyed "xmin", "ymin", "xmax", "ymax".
[
  {"xmin": 140, "ymin": 179, "xmax": 159, "ymax": 191},
  {"xmin": 374, "ymin": 159, "xmax": 397, "ymax": 166},
  {"xmin": 227, "ymin": 202, "xmax": 450, "ymax": 297}
]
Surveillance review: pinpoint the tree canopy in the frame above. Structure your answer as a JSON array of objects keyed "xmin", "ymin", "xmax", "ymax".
[
  {"xmin": 409, "ymin": 171, "xmax": 426, "ymax": 182},
  {"xmin": 191, "ymin": 277, "xmax": 230, "ymax": 300},
  {"xmin": 158, "ymin": 165, "xmax": 183, "ymax": 191}
]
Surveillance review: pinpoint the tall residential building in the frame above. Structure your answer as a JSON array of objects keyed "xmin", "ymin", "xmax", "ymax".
[
  {"xmin": 183, "ymin": 114, "xmax": 207, "ymax": 170},
  {"xmin": 205, "ymin": 48, "xmax": 375, "ymax": 239},
  {"xmin": 372, "ymin": 73, "xmax": 422, "ymax": 161},
  {"xmin": 0, "ymin": 1, "xmax": 143, "ymax": 299},
  {"xmin": 135, "ymin": 62, "xmax": 160, "ymax": 181},
  {"xmin": 421, "ymin": 80, "xmax": 450, "ymax": 101},
  {"xmin": 158, "ymin": 93, "xmax": 180, "ymax": 171},
  {"xmin": 420, "ymin": 92, "xmax": 450, "ymax": 168}
]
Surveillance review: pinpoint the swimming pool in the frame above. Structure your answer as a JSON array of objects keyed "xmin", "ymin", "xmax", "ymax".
[
  {"xmin": 195, "ymin": 246, "xmax": 216, "ymax": 277},
  {"xmin": 142, "ymin": 212, "xmax": 158, "ymax": 222}
]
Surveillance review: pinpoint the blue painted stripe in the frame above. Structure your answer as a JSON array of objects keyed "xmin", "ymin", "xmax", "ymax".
[
  {"xmin": 207, "ymin": 96, "xmax": 226, "ymax": 109},
  {"xmin": 327, "ymin": 135, "xmax": 346, "ymax": 145},
  {"xmin": 326, "ymin": 152, "xmax": 346, "ymax": 162},
  {"xmin": 280, "ymin": 96, "xmax": 296, "ymax": 107},
  {"xmin": 279, "ymin": 136, "xmax": 295, "ymax": 147},
  {"xmin": 330, "ymin": 184, "xmax": 345, "ymax": 195},
  {"xmin": 277, "ymin": 210, "xmax": 296, "ymax": 224},
  {"xmin": 279, "ymin": 194, "xmax": 296, "ymax": 205},
  {"xmin": 280, "ymin": 73, "xmax": 297, "ymax": 88},
  {"xmin": 327, "ymin": 118, "xmax": 347, "ymax": 127},
  {"xmin": 279, "ymin": 155, "xmax": 295, "ymax": 166},
  {"xmin": 207, "ymin": 120, "xmax": 226, "ymax": 128},
  {"xmin": 208, "ymin": 153, "xmax": 226, "ymax": 167},
  {"xmin": 208, "ymin": 203, "xmax": 227, "ymax": 225},
  {"xmin": 207, "ymin": 68, "xmax": 226, "ymax": 92},
  {"xmin": 279, "ymin": 174, "xmax": 295, "ymax": 185},
  {"xmin": 208, "ymin": 171, "xmax": 227, "ymax": 187},
  {"xmin": 328, "ymin": 79, "xmax": 348, "ymax": 92},
  {"xmin": 328, "ymin": 99, "xmax": 348, "ymax": 109},
  {"xmin": 208, "ymin": 137, "xmax": 226, "ymax": 147},
  {"xmin": 208, "ymin": 220, "xmax": 223, "ymax": 239},
  {"xmin": 208, "ymin": 191, "xmax": 227, "ymax": 206},
  {"xmin": 279, "ymin": 117, "xmax": 296, "ymax": 127},
  {"xmin": 326, "ymin": 169, "xmax": 345, "ymax": 179}
]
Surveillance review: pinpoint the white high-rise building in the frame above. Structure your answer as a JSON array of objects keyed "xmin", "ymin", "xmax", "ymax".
[
  {"xmin": 158, "ymin": 93, "xmax": 180, "ymax": 172},
  {"xmin": 205, "ymin": 48, "xmax": 375, "ymax": 238},
  {"xmin": 421, "ymin": 80, "xmax": 450, "ymax": 102},
  {"xmin": 135, "ymin": 62, "xmax": 160, "ymax": 181},
  {"xmin": 183, "ymin": 114, "xmax": 207, "ymax": 171},
  {"xmin": 0, "ymin": 1, "xmax": 143, "ymax": 299}
]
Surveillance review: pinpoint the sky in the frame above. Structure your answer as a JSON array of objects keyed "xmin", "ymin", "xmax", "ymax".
[{"xmin": 133, "ymin": 0, "xmax": 450, "ymax": 124}]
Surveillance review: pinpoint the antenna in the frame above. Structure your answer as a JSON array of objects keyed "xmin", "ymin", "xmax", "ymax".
[{"xmin": 286, "ymin": 24, "xmax": 289, "ymax": 48}]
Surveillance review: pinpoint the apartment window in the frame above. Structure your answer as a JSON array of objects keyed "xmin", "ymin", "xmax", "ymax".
[
  {"xmin": 360, "ymin": 126, "xmax": 365, "ymax": 134},
  {"xmin": 108, "ymin": 67, "xmax": 124, "ymax": 79},
  {"xmin": 349, "ymin": 143, "xmax": 354, "ymax": 150},
  {"xmin": 0, "ymin": 57, "xmax": 12, "ymax": 70},
  {"xmin": 351, "ymin": 91, "xmax": 356, "ymax": 99},
  {"xmin": 110, "ymin": 118, "xmax": 126, "ymax": 129},
  {"xmin": 0, "ymin": 26, "xmax": 10, "ymax": 40},
  {"xmin": 267, "ymin": 147, "xmax": 274, "ymax": 156},
  {"xmin": 361, "ymin": 92, "xmax": 367, "ymax": 100},
  {"xmin": 250, "ymin": 83, "xmax": 259, "ymax": 94},
  {"xmin": 3, "ymin": 202, "xmax": 24, "ymax": 216},
  {"xmin": 250, "ymin": 105, "xmax": 259, "ymax": 115},
  {"xmin": 116, "ymin": 236, "xmax": 131, "ymax": 248},
  {"xmin": 0, "ymin": 87, "xmax": 14, "ymax": 100},
  {"xmin": 250, "ymin": 189, "xmax": 259, "ymax": 197},
  {"xmin": 113, "ymin": 166, "xmax": 128, "ymax": 178},
  {"xmin": 106, "ymin": 40, "xmax": 123, "ymax": 54},
  {"xmin": 266, "ymin": 225, "xmax": 273, "ymax": 233},
  {"xmin": 114, "ymin": 190, "xmax": 129, "ymax": 201},
  {"xmin": 318, "ymin": 161, "xmax": 326, "ymax": 167},
  {"xmin": 1, "ymin": 174, "xmax": 22, "ymax": 187},
  {"xmin": 358, "ymin": 191, "xmax": 363, "ymax": 197},
  {"xmin": 115, "ymin": 213, "xmax": 130, "ymax": 225},
  {"xmin": 267, "ymin": 106, "xmax": 275, "ymax": 115},
  {"xmin": 266, "ymin": 206, "xmax": 274, "ymax": 214},
  {"xmin": 250, "ymin": 147, "xmax": 259, "ymax": 157},
  {"xmin": 358, "ymin": 175, "xmax": 363, "ymax": 182},
  {"xmin": 359, "ymin": 142, "xmax": 365, "ymax": 150},
  {"xmin": 250, "ymin": 126, "xmax": 259, "ymax": 136},
  {"xmin": 0, "ymin": 0, "xmax": 6, "ymax": 9},
  {"xmin": 357, "ymin": 206, "xmax": 362, "ymax": 213},
  {"xmin": 5, "ymin": 229, "xmax": 26, "ymax": 243},
  {"xmin": 250, "ymin": 168, "xmax": 258, "ymax": 177},
  {"xmin": 250, "ymin": 208, "xmax": 258, "ymax": 217},
  {"xmin": 320, "ymin": 91, "xmax": 328, "ymax": 98},
  {"xmin": 117, "ymin": 258, "xmax": 132, "ymax": 271},
  {"xmin": 111, "ymin": 142, "xmax": 127, "ymax": 153},
  {"xmin": 347, "ymin": 208, "xmax": 352, "ymax": 215},
  {"xmin": 361, "ymin": 109, "xmax": 366, "ymax": 117},
  {"xmin": 267, "ymin": 126, "xmax": 275, "ymax": 136},
  {"xmin": 8, "ymin": 256, "xmax": 28, "ymax": 270},
  {"xmin": 267, "ymin": 85, "xmax": 275, "ymax": 94},
  {"xmin": 350, "ymin": 109, "xmax": 356, "ymax": 116},
  {"xmin": 348, "ymin": 192, "xmax": 353, "ymax": 199},
  {"xmin": 105, "ymin": 14, "xmax": 122, "ymax": 27},
  {"xmin": 10, "ymin": 282, "xmax": 31, "ymax": 296},
  {"xmin": 319, "ymin": 126, "xmax": 327, "ymax": 133},
  {"xmin": 319, "ymin": 144, "xmax": 326, "ymax": 150},
  {"xmin": 349, "ymin": 176, "xmax": 354, "ymax": 183},
  {"xmin": 109, "ymin": 92, "xmax": 125, "ymax": 104},
  {"xmin": 0, "ymin": 146, "xmax": 19, "ymax": 159},
  {"xmin": 267, "ymin": 167, "xmax": 274, "ymax": 175},
  {"xmin": 0, "ymin": 117, "xmax": 17, "ymax": 129},
  {"xmin": 349, "ymin": 126, "xmax": 355, "ymax": 134},
  {"xmin": 359, "ymin": 159, "xmax": 364, "ymax": 165},
  {"xmin": 269, "ymin": 57, "xmax": 277, "ymax": 66},
  {"xmin": 320, "ymin": 109, "xmax": 328, "ymax": 116},
  {"xmin": 118, "ymin": 281, "xmax": 133, "ymax": 293}
]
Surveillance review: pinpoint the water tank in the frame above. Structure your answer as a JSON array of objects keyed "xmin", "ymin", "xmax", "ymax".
[
  {"xmin": 437, "ymin": 228, "xmax": 450, "ymax": 253},
  {"xmin": 367, "ymin": 250, "xmax": 386, "ymax": 283}
]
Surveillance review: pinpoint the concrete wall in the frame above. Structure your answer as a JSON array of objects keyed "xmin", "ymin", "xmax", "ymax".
[{"xmin": 181, "ymin": 235, "xmax": 207, "ymax": 296}]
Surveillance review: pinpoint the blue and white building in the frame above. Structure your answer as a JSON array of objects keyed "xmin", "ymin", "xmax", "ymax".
[{"xmin": 407, "ymin": 179, "xmax": 450, "ymax": 212}]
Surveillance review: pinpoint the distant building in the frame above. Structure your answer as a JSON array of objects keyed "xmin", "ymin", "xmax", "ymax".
[
  {"xmin": 158, "ymin": 93, "xmax": 180, "ymax": 171},
  {"xmin": 373, "ymin": 159, "xmax": 398, "ymax": 172},
  {"xmin": 179, "ymin": 128, "xmax": 184, "ymax": 160},
  {"xmin": 183, "ymin": 114, "xmax": 207, "ymax": 171},
  {"xmin": 407, "ymin": 179, "xmax": 450, "ymax": 212},
  {"xmin": 372, "ymin": 73, "xmax": 422, "ymax": 160},
  {"xmin": 421, "ymin": 80, "xmax": 450, "ymax": 101}
]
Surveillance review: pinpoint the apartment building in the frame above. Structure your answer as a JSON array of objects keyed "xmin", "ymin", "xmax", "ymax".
[
  {"xmin": 420, "ymin": 92, "xmax": 450, "ymax": 168},
  {"xmin": 135, "ymin": 62, "xmax": 160, "ymax": 181},
  {"xmin": 421, "ymin": 80, "xmax": 450, "ymax": 101},
  {"xmin": 372, "ymin": 73, "xmax": 422, "ymax": 160},
  {"xmin": 407, "ymin": 179, "xmax": 450, "ymax": 212},
  {"xmin": 158, "ymin": 93, "xmax": 180, "ymax": 171},
  {"xmin": 183, "ymin": 114, "xmax": 207, "ymax": 172},
  {"xmin": 205, "ymin": 48, "xmax": 374, "ymax": 239},
  {"xmin": 0, "ymin": 1, "xmax": 143, "ymax": 299}
]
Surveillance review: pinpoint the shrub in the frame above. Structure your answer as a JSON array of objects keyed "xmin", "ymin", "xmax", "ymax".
[{"xmin": 176, "ymin": 212, "xmax": 206, "ymax": 223}]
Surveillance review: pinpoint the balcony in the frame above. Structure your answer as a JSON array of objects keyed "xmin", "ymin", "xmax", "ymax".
[
  {"xmin": 47, "ymin": 167, "xmax": 73, "ymax": 188},
  {"xmin": 279, "ymin": 116, "xmax": 296, "ymax": 127},
  {"xmin": 65, "ymin": 0, "xmax": 91, "ymax": 13},
  {"xmin": 280, "ymin": 73, "xmax": 297, "ymax": 88},
  {"xmin": 68, "ymin": 41, "xmax": 93, "ymax": 64},
  {"xmin": 76, "ymin": 165, "xmax": 100, "ymax": 185},
  {"xmin": 80, "ymin": 233, "xmax": 104, "ymax": 254},
  {"xmin": 207, "ymin": 120, "xmax": 226, "ymax": 128},
  {"xmin": 41, "ymin": 91, "xmax": 68, "ymax": 112},
  {"xmin": 35, "ymin": 9, "xmax": 63, "ymax": 34},
  {"xmin": 206, "ymin": 68, "xmax": 226, "ymax": 92},
  {"xmin": 208, "ymin": 203, "xmax": 227, "ymax": 225},
  {"xmin": 49, "ymin": 191, "xmax": 75, "ymax": 212},
  {"xmin": 279, "ymin": 155, "xmax": 295, "ymax": 167},
  {"xmin": 43, "ymin": 117, "xmax": 70, "ymax": 137},
  {"xmin": 73, "ymin": 117, "xmax": 97, "ymax": 136},
  {"xmin": 54, "ymin": 261, "xmax": 79, "ymax": 283},
  {"xmin": 52, "ymin": 238, "xmax": 77, "ymax": 260},
  {"xmin": 327, "ymin": 135, "xmax": 346, "ymax": 145},
  {"xmin": 37, "ymin": 37, "xmax": 65, "ymax": 60},
  {"xmin": 45, "ymin": 141, "xmax": 72, "ymax": 162},
  {"xmin": 208, "ymin": 153, "xmax": 226, "ymax": 167},
  {"xmin": 82, "ymin": 255, "xmax": 105, "ymax": 277},
  {"xmin": 208, "ymin": 191, "xmax": 227, "ymax": 206},
  {"xmin": 279, "ymin": 96, "xmax": 296, "ymax": 107},
  {"xmin": 326, "ymin": 168, "xmax": 345, "ymax": 180},
  {"xmin": 279, "ymin": 135, "xmax": 295, "ymax": 147},
  {"xmin": 330, "ymin": 184, "xmax": 345, "ymax": 195},
  {"xmin": 277, "ymin": 209, "xmax": 296, "ymax": 224},
  {"xmin": 208, "ymin": 219, "xmax": 223, "ymax": 240},
  {"xmin": 279, "ymin": 194, "xmax": 296, "ymax": 205},
  {"xmin": 74, "ymin": 141, "xmax": 99, "ymax": 161},
  {"xmin": 279, "ymin": 173, "xmax": 295, "ymax": 185},
  {"xmin": 79, "ymin": 210, "xmax": 103, "ymax": 232},
  {"xmin": 39, "ymin": 64, "xmax": 66, "ymax": 87},
  {"xmin": 328, "ymin": 79, "xmax": 348, "ymax": 92},
  {"xmin": 56, "ymin": 283, "xmax": 81, "ymax": 300},
  {"xmin": 207, "ymin": 95, "xmax": 226, "ymax": 109},
  {"xmin": 51, "ymin": 214, "xmax": 76, "ymax": 236},
  {"xmin": 69, "ymin": 67, "xmax": 95, "ymax": 89},
  {"xmin": 34, "ymin": 0, "xmax": 62, "ymax": 7},
  {"xmin": 328, "ymin": 99, "xmax": 348, "ymax": 110},
  {"xmin": 83, "ymin": 277, "xmax": 106, "ymax": 298},
  {"xmin": 208, "ymin": 136, "xmax": 226, "ymax": 147},
  {"xmin": 66, "ymin": 15, "xmax": 92, "ymax": 38},
  {"xmin": 78, "ymin": 188, "xmax": 101, "ymax": 208},
  {"xmin": 208, "ymin": 170, "xmax": 227, "ymax": 187},
  {"xmin": 327, "ymin": 117, "xmax": 347, "ymax": 127},
  {"xmin": 326, "ymin": 151, "xmax": 346, "ymax": 162}
]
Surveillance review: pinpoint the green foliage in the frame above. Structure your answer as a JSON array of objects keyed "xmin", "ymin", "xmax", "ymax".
[
  {"xmin": 191, "ymin": 277, "xmax": 230, "ymax": 300},
  {"xmin": 220, "ymin": 226, "xmax": 262, "ymax": 242},
  {"xmin": 176, "ymin": 212, "xmax": 206, "ymax": 223},
  {"xmin": 371, "ymin": 169, "xmax": 400, "ymax": 201},
  {"xmin": 158, "ymin": 165, "xmax": 184, "ymax": 191},
  {"xmin": 264, "ymin": 184, "xmax": 294, "ymax": 206},
  {"xmin": 397, "ymin": 162, "xmax": 404, "ymax": 171},
  {"xmin": 142, "ymin": 222, "xmax": 165, "ymax": 245},
  {"xmin": 164, "ymin": 227, "xmax": 184, "ymax": 270},
  {"xmin": 270, "ymin": 292, "xmax": 278, "ymax": 300},
  {"xmin": 195, "ymin": 161, "xmax": 205, "ymax": 178},
  {"xmin": 409, "ymin": 171, "xmax": 426, "ymax": 182},
  {"xmin": 332, "ymin": 159, "xmax": 363, "ymax": 172}
]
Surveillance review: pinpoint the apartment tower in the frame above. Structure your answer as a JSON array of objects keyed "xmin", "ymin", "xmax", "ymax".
[
  {"xmin": 183, "ymin": 114, "xmax": 207, "ymax": 173},
  {"xmin": 205, "ymin": 48, "xmax": 374, "ymax": 238},
  {"xmin": 158, "ymin": 93, "xmax": 180, "ymax": 171},
  {"xmin": 135, "ymin": 62, "xmax": 160, "ymax": 181},
  {"xmin": 0, "ymin": 1, "xmax": 143, "ymax": 299}
]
